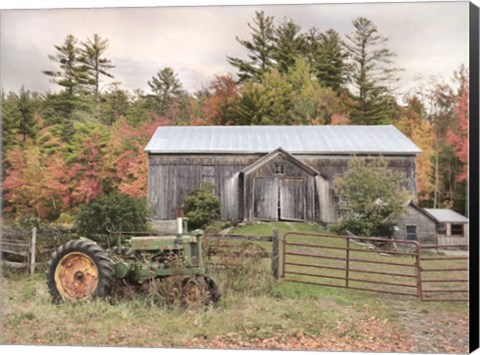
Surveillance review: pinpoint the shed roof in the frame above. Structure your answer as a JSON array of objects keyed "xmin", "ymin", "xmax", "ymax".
[
  {"xmin": 144, "ymin": 125, "xmax": 422, "ymax": 155},
  {"xmin": 423, "ymin": 209, "xmax": 469, "ymax": 223}
]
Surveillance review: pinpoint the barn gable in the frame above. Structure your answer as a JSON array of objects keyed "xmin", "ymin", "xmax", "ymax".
[{"xmin": 241, "ymin": 147, "xmax": 320, "ymax": 177}]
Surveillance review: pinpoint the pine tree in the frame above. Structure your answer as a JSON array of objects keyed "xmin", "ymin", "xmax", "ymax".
[
  {"xmin": 272, "ymin": 19, "xmax": 306, "ymax": 74},
  {"xmin": 147, "ymin": 67, "xmax": 183, "ymax": 116},
  {"xmin": 227, "ymin": 11, "xmax": 276, "ymax": 82},
  {"xmin": 17, "ymin": 86, "xmax": 37, "ymax": 142},
  {"xmin": 345, "ymin": 17, "xmax": 401, "ymax": 124},
  {"xmin": 315, "ymin": 29, "xmax": 349, "ymax": 93},
  {"xmin": 79, "ymin": 34, "xmax": 116, "ymax": 118},
  {"xmin": 42, "ymin": 35, "xmax": 85, "ymax": 96}
]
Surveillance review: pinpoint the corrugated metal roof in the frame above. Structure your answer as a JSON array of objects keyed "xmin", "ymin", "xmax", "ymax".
[
  {"xmin": 423, "ymin": 209, "xmax": 469, "ymax": 223},
  {"xmin": 144, "ymin": 125, "xmax": 422, "ymax": 155}
]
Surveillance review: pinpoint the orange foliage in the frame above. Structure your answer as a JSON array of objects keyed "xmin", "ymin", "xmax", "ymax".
[{"xmin": 396, "ymin": 110, "xmax": 435, "ymax": 202}]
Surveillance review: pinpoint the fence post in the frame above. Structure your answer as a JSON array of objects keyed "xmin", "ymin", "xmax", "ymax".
[
  {"xmin": 29, "ymin": 227, "xmax": 37, "ymax": 275},
  {"xmin": 271, "ymin": 229, "xmax": 280, "ymax": 280},
  {"xmin": 415, "ymin": 243, "xmax": 423, "ymax": 300},
  {"xmin": 346, "ymin": 237, "xmax": 350, "ymax": 288}
]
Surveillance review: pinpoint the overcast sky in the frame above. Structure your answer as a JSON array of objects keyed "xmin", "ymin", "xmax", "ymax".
[{"xmin": 0, "ymin": 1, "xmax": 470, "ymax": 101}]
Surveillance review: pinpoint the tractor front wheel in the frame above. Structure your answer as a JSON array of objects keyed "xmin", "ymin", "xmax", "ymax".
[{"xmin": 46, "ymin": 239, "xmax": 114, "ymax": 302}]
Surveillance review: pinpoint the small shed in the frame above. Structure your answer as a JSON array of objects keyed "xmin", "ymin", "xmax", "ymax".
[
  {"xmin": 391, "ymin": 201, "xmax": 469, "ymax": 246},
  {"xmin": 391, "ymin": 201, "xmax": 438, "ymax": 244},
  {"xmin": 424, "ymin": 208, "xmax": 469, "ymax": 246},
  {"xmin": 144, "ymin": 125, "xmax": 421, "ymax": 224}
]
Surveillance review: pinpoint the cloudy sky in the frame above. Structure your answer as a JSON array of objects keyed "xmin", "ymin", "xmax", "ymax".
[{"xmin": 0, "ymin": 1, "xmax": 471, "ymax": 100}]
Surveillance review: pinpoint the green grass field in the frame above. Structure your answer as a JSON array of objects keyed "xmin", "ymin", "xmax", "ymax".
[{"xmin": 0, "ymin": 221, "xmax": 469, "ymax": 352}]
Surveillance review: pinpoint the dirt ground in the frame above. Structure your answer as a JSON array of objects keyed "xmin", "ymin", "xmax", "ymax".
[{"xmin": 382, "ymin": 298, "xmax": 469, "ymax": 353}]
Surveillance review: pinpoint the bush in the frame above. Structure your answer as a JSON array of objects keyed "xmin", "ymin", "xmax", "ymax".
[
  {"xmin": 183, "ymin": 181, "xmax": 220, "ymax": 230},
  {"xmin": 333, "ymin": 158, "xmax": 410, "ymax": 238},
  {"xmin": 75, "ymin": 193, "xmax": 151, "ymax": 236}
]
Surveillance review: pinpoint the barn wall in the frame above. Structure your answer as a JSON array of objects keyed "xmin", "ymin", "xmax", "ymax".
[
  {"xmin": 298, "ymin": 155, "xmax": 418, "ymax": 223},
  {"xmin": 148, "ymin": 153, "xmax": 419, "ymax": 224},
  {"xmin": 148, "ymin": 155, "xmax": 260, "ymax": 220},
  {"xmin": 391, "ymin": 205, "xmax": 437, "ymax": 244}
]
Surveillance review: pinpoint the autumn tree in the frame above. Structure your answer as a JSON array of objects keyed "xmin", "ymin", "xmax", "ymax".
[
  {"xmin": 345, "ymin": 17, "xmax": 401, "ymax": 125},
  {"xmin": 201, "ymin": 74, "xmax": 241, "ymax": 125},
  {"xmin": 447, "ymin": 82, "xmax": 468, "ymax": 182},
  {"xmin": 227, "ymin": 11, "xmax": 276, "ymax": 82},
  {"xmin": 395, "ymin": 96, "xmax": 435, "ymax": 203}
]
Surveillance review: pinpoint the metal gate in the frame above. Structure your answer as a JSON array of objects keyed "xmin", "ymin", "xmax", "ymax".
[
  {"xmin": 281, "ymin": 232, "xmax": 468, "ymax": 302},
  {"xmin": 418, "ymin": 244, "xmax": 468, "ymax": 301}
]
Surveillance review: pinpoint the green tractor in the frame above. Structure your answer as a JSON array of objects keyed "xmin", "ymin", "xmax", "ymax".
[{"xmin": 46, "ymin": 216, "xmax": 220, "ymax": 306}]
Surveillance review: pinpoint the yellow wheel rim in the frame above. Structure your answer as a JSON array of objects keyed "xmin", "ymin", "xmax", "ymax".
[
  {"xmin": 182, "ymin": 279, "xmax": 205, "ymax": 306},
  {"xmin": 54, "ymin": 252, "xmax": 99, "ymax": 301}
]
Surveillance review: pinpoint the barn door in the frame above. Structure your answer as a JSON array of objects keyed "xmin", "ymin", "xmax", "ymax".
[
  {"xmin": 279, "ymin": 178, "xmax": 305, "ymax": 221},
  {"xmin": 253, "ymin": 177, "xmax": 278, "ymax": 221}
]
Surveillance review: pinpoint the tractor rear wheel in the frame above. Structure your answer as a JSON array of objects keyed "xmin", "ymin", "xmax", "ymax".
[
  {"xmin": 46, "ymin": 239, "xmax": 114, "ymax": 302},
  {"xmin": 181, "ymin": 276, "xmax": 208, "ymax": 308}
]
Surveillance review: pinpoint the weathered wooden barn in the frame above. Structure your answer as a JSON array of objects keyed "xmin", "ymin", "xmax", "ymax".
[{"xmin": 144, "ymin": 125, "xmax": 421, "ymax": 224}]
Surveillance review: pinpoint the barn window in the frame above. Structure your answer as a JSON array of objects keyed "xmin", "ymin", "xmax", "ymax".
[
  {"xmin": 406, "ymin": 225, "xmax": 417, "ymax": 240},
  {"xmin": 274, "ymin": 163, "xmax": 285, "ymax": 175},
  {"xmin": 451, "ymin": 224, "xmax": 464, "ymax": 236}
]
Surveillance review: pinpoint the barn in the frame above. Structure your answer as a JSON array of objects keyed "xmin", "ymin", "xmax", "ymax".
[{"xmin": 144, "ymin": 125, "xmax": 421, "ymax": 225}]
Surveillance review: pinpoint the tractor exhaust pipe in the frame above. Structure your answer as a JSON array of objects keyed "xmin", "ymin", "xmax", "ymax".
[{"xmin": 175, "ymin": 208, "xmax": 184, "ymax": 245}]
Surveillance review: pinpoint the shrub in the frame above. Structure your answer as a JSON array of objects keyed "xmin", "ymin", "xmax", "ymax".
[
  {"xmin": 75, "ymin": 193, "xmax": 151, "ymax": 236},
  {"xmin": 183, "ymin": 181, "xmax": 220, "ymax": 230},
  {"xmin": 333, "ymin": 158, "xmax": 411, "ymax": 238}
]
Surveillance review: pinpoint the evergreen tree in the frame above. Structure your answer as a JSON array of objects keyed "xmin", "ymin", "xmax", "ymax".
[
  {"xmin": 345, "ymin": 17, "xmax": 401, "ymax": 124},
  {"xmin": 147, "ymin": 67, "xmax": 183, "ymax": 116},
  {"xmin": 227, "ymin": 11, "xmax": 276, "ymax": 82},
  {"xmin": 272, "ymin": 19, "xmax": 306, "ymax": 74},
  {"xmin": 17, "ymin": 86, "xmax": 38, "ymax": 142},
  {"xmin": 79, "ymin": 34, "xmax": 116, "ymax": 118},
  {"xmin": 315, "ymin": 29, "xmax": 349, "ymax": 93},
  {"xmin": 234, "ymin": 69, "xmax": 293, "ymax": 125},
  {"xmin": 99, "ymin": 86, "xmax": 130, "ymax": 125},
  {"xmin": 1, "ymin": 91, "xmax": 21, "ymax": 151},
  {"xmin": 42, "ymin": 35, "xmax": 86, "ymax": 96}
]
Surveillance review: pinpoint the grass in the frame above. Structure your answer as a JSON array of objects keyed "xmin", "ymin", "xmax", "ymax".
[{"xmin": 0, "ymin": 222, "xmax": 469, "ymax": 352}]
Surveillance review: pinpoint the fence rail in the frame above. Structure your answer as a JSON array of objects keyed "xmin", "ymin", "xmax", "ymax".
[
  {"xmin": 1, "ymin": 227, "xmax": 37, "ymax": 274},
  {"xmin": 281, "ymin": 232, "xmax": 468, "ymax": 302},
  {"xmin": 418, "ymin": 244, "xmax": 468, "ymax": 301},
  {"xmin": 204, "ymin": 231, "xmax": 280, "ymax": 277}
]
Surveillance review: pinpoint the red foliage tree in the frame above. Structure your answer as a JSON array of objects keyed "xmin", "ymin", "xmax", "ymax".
[
  {"xmin": 200, "ymin": 74, "xmax": 241, "ymax": 125},
  {"xmin": 447, "ymin": 83, "xmax": 468, "ymax": 181}
]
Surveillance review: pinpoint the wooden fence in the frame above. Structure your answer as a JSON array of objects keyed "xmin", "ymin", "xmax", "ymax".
[
  {"xmin": 1, "ymin": 227, "xmax": 75, "ymax": 274},
  {"xmin": 1, "ymin": 227, "xmax": 37, "ymax": 274},
  {"xmin": 204, "ymin": 229, "xmax": 281, "ymax": 278}
]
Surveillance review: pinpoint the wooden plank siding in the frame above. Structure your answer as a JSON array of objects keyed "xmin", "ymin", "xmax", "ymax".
[
  {"xmin": 243, "ymin": 153, "xmax": 316, "ymax": 222},
  {"xmin": 391, "ymin": 205, "xmax": 438, "ymax": 244},
  {"xmin": 148, "ymin": 153, "xmax": 418, "ymax": 224}
]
